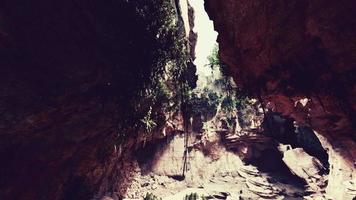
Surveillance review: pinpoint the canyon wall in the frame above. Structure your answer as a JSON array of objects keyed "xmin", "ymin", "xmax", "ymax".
[
  {"xmin": 0, "ymin": 1, "xmax": 187, "ymax": 199},
  {"xmin": 205, "ymin": 0, "xmax": 355, "ymax": 199}
]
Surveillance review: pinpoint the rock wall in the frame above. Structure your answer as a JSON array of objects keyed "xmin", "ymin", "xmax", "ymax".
[
  {"xmin": 0, "ymin": 1, "xmax": 185, "ymax": 199},
  {"xmin": 205, "ymin": 0, "xmax": 355, "ymax": 199}
]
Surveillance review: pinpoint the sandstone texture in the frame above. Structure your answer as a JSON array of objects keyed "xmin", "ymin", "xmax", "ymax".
[
  {"xmin": 282, "ymin": 148, "xmax": 323, "ymax": 181},
  {"xmin": 205, "ymin": 0, "xmax": 355, "ymax": 199}
]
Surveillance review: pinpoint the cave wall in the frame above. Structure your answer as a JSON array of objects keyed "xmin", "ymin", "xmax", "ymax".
[
  {"xmin": 204, "ymin": 0, "xmax": 355, "ymax": 199},
  {"xmin": 0, "ymin": 1, "xmax": 167, "ymax": 199}
]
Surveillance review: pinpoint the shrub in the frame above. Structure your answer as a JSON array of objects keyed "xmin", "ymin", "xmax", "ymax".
[
  {"xmin": 144, "ymin": 193, "xmax": 161, "ymax": 200},
  {"xmin": 184, "ymin": 193, "xmax": 199, "ymax": 200},
  {"xmin": 116, "ymin": 0, "xmax": 194, "ymax": 140}
]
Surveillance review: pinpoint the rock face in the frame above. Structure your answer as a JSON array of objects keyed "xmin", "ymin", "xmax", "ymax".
[
  {"xmin": 205, "ymin": 0, "xmax": 355, "ymax": 199},
  {"xmin": 282, "ymin": 148, "xmax": 323, "ymax": 181},
  {"xmin": 282, "ymin": 148, "xmax": 331, "ymax": 199},
  {"xmin": 123, "ymin": 132, "xmax": 306, "ymax": 200},
  {"xmin": 0, "ymin": 1, "xmax": 186, "ymax": 200}
]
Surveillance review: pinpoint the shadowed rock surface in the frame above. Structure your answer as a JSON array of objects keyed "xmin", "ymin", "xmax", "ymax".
[
  {"xmin": 204, "ymin": 0, "xmax": 355, "ymax": 199},
  {"xmin": 0, "ymin": 1, "xmax": 180, "ymax": 199}
]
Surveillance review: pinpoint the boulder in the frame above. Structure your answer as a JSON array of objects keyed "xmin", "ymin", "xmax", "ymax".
[{"xmin": 282, "ymin": 148, "xmax": 323, "ymax": 181}]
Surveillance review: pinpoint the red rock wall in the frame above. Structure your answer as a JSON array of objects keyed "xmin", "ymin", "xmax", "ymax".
[{"xmin": 205, "ymin": 0, "xmax": 355, "ymax": 199}]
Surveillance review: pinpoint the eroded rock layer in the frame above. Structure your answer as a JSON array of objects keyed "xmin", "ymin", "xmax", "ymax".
[{"xmin": 205, "ymin": 0, "xmax": 356, "ymax": 199}]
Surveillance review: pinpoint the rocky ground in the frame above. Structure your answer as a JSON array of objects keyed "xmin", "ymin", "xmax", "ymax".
[
  {"xmin": 99, "ymin": 115, "xmax": 336, "ymax": 200},
  {"xmin": 115, "ymin": 131, "xmax": 313, "ymax": 200},
  {"xmin": 121, "ymin": 162, "xmax": 306, "ymax": 200}
]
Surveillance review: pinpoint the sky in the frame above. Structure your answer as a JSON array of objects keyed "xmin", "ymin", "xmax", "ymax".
[{"xmin": 188, "ymin": 0, "xmax": 218, "ymax": 88}]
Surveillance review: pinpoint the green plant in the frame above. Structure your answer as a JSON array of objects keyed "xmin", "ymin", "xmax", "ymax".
[
  {"xmin": 187, "ymin": 90, "xmax": 222, "ymax": 117},
  {"xmin": 184, "ymin": 192, "xmax": 199, "ymax": 200},
  {"xmin": 115, "ymin": 0, "xmax": 195, "ymax": 141},
  {"xmin": 140, "ymin": 106, "xmax": 157, "ymax": 133},
  {"xmin": 144, "ymin": 193, "xmax": 161, "ymax": 200},
  {"xmin": 202, "ymin": 43, "xmax": 254, "ymax": 132},
  {"xmin": 207, "ymin": 45, "xmax": 220, "ymax": 69},
  {"xmin": 221, "ymin": 94, "xmax": 237, "ymax": 113}
]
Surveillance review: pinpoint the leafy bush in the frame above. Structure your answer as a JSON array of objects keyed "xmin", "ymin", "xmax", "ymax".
[
  {"xmin": 116, "ymin": 0, "xmax": 194, "ymax": 140},
  {"xmin": 184, "ymin": 193, "xmax": 199, "ymax": 200},
  {"xmin": 187, "ymin": 89, "xmax": 221, "ymax": 117},
  {"xmin": 204, "ymin": 44, "xmax": 253, "ymax": 131},
  {"xmin": 207, "ymin": 45, "xmax": 220, "ymax": 68},
  {"xmin": 144, "ymin": 193, "xmax": 161, "ymax": 200},
  {"xmin": 207, "ymin": 44, "xmax": 230, "ymax": 77},
  {"xmin": 140, "ymin": 106, "xmax": 157, "ymax": 133}
]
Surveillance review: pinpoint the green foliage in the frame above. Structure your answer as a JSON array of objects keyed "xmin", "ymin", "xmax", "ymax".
[
  {"xmin": 140, "ymin": 106, "xmax": 157, "ymax": 133},
  {"xmin": 117, "ymin": 0, "xmax": 194, "ymax": 139},
  {"xmin": 207, "ymin": 44, "xmax": 230, "ymax": 76},
  {"xmin": 187, "ymin": 89, "xmax": 222, "ymax": 117},
  {"xmin": 207, "ymin": 45, "xmax": 220, "ymax": 69},
  {"xmin": 203, "ymin": 44, "xmax": 253, "ymax": 131},
  {"xmin": 221, "ymin": 90, "xmax": 250, "ymax": 113},
  {"xmin": 185, "ymin": 43, "xmax": 253, "ymax": 127},
  {"xmin": 221, "ymin": 95, "xmax": 237, "ymax": 115},
  {"xmin": 184, "ymin": 193, "xmax": 199, "ymax": 200},
  {"xmin": 144, "ymin": 193, "xmax": 162, "ymax": 200}
]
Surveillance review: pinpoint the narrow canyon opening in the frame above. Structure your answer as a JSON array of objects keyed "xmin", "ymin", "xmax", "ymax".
[
  {"xmin": 110, "ymin": 1, "xmax": 331, "ymax": 199},
  {"xmin": 0, "ymin": 0, "xmax": 354, "ymax": 200}
]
